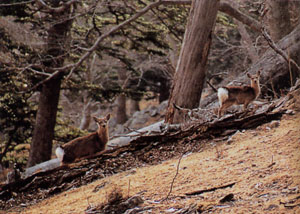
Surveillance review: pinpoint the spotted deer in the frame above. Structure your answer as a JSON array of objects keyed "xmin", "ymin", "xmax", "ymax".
[
  {"xmin": 217, "ymin": 71, "xmax": 261, "ymax": 118},
  {"xmin": 56, "ymin": 114, "xmax": 111, "ymax": 164}
]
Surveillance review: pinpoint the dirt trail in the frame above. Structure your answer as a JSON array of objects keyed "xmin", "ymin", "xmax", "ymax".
[{"xmin": 18, "ymin": 111, "xmax": 300, "ymax": 214}]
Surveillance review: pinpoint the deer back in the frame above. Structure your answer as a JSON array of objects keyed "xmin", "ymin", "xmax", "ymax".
[
  {"xmin": 224, "ymin": 86, "xmax": 256, "ymax": 105},
  {"xmin": 61, "ymin": 132, "xmax": 105, "ymax": 163}
]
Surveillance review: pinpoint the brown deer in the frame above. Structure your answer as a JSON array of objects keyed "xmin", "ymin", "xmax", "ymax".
[
  {"xmin": 217, "ymin": 71, "xmax": 261, "ymax": 118},
  {"xmin": 55, "ymin": 114, "xmax": 111, "ymax": 164}
]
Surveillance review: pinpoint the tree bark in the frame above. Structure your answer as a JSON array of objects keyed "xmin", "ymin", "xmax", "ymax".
[
  {"xmin": 27, "ymin": 4, "xmax": 74, "ymax": 167},
  {"xmin": 165, "ymin": 0, "xmax": 220, "ymax": 124},
  {"xmin": 116, "ymin": 94, "xmax": 127, "ymax": 124},
  {"xmin": 116, "ymin": 70, "xmax": 128, "ymax": 124},
  {"xmin": 129, "ymin": 100, "xmax": 140, "ymax": 115},
  {"xmin": 266, "ymin": 0, "xmax": 293, "ymax": 42}
]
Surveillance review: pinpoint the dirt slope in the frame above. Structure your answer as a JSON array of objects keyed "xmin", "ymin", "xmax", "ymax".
[{"xmin": 16, "ymin": 111, "xmax": 300, "ymax": 214}]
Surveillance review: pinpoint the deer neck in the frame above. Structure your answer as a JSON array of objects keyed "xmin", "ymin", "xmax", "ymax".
[
  {"xmin": 251, "ymin": 80, "xmax": 261, "ymax": 99},
  {"xmin": 97, "ymin": 127, "xmax": 109, "ymax": 143}
]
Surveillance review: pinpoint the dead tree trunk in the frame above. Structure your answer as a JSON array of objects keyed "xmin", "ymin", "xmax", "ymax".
[{"xmin": 165, "ymin": 0, "xmax": 220, "ymax": 124}]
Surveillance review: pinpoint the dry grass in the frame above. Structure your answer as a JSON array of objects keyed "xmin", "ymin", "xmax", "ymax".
[{"xmin": 18, "ymin": 111, "xmax": 300, "ymax": 214}]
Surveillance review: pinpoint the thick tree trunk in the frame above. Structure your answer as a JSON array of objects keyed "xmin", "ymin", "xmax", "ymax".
[
  {"xmin": 129, "ymin": 100, "xmax": 140, "ymax": 115},
  {"xmin": 266, "ymin": 0, "xmax": 293, "ymax": 42},
  {"xmin": 116, "ymin": 94, "xmax": 127, "ymax": 124},
  {"xmin": 27, "ymin": 6, "xmax": 73, "ymax": 167},
  {"xmin": 28, "ymin": 76, "xmax": 62, "ymax": 166},
  {"xmin": 165, "ymin": 0, "xmax": 220, "ymax": 124}
]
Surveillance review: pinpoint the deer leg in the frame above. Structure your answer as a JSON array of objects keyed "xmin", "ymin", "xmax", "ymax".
[
  {"xmin": 218, "ymin": 101, "xmax": 234, "ymax": 118},
  {"xmin": 243, "ymin": 102, "xmax": 250, "ymax": 111}
]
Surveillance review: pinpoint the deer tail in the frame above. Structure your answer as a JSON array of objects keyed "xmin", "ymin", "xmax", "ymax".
[
  {"xmin": 217, "ymin": 87, "xmax": 229, "ymax": 106},
  {"xmin": 55, "ymin": 147, "xmax": 64, "ymax": 162}
]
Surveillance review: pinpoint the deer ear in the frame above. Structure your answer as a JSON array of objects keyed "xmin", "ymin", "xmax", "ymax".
[
  {"xmin": 257, "ymin": 70, "xmax": 261, "ymax": 76},
  {"xmin": 247, "ymin": 73, "xmax": 251, "ymax": 78},
  {"xmin": 105, "ymin": 113, "xmax": 111, "ymax": 121},
  {"xmin": 93, "ymin": 116, "xmax": 98, "ymax": 122}
]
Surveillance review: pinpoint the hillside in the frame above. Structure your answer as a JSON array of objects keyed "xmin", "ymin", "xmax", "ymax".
[{"xmin": 8, "ymin": 88, "xmax": 299, "ymax": 213}]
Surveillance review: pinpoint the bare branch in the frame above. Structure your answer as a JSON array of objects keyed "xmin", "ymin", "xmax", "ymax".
[
  {"xmin": 30, "ymin": 0, "xmax": 262, "ymax": 89},
  {"xmin": 219, "ymin": 2, "xmax": 261, "ymax": 32},
  {"xmin": 142, "ymin": 1, "xmax": 262, "ymax": 32},
  {"xmin": 65, "ymin": 0, "xmax": 170, "ymax": 80},
  {"xmin": 261, "ymin": 27, "xmax": 300, "ymax": 74},
  {"xmin": 28, "ymin": 70, "xmax": 62, "ymax": 92}
]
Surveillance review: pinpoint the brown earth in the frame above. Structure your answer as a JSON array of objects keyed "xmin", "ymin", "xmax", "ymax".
[{"xmin": 10, "ymin": 112, "xmax": 298, "ymax": 213}]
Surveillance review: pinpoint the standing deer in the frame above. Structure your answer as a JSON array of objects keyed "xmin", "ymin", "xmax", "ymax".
[
  {"xmin": 56, "ymin": 114, "xmax": 111, "ymax": 164},
  {"xmin": 217, "ymin": 71, "xmax": 261, "ymax": 118}
]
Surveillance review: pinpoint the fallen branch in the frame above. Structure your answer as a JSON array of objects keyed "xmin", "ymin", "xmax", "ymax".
[
  {"xmin": 185, "ymin": 182, "xmax": 236, "ymax": 196},
  {"xmin": 163, "ymin": 153, "xmax": 185, "ymax": 201}
]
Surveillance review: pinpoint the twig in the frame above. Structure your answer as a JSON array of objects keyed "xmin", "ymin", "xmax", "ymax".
[
  {"xmin": 162, "ymin": 153, "xmax": 185, "ymax": 201},
  {"xmin": 268, "ymin": 155, "xmax": 275, "ymax": 167},
  {"xmin": 206, "ymin": 80, "xmax": 218, "ymax": 92},
  {"xmin": 128, "ymin": 179, "xmax": 131, "ymax": 198},
  {"xmin": 288, "ymin": 49, "xmax": 293, "ymax": 87}
]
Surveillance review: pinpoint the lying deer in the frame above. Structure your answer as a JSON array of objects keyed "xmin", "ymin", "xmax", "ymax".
[
  {"xmin": 213, "ymin": 71, "xmax": 261, "ymax": 118},
  {"xmin": 56, "ymin": 114, "xmax": 111, "ymax": 164}
]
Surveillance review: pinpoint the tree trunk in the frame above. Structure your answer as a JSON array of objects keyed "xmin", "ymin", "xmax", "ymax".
[
  {"xmin": 116, "ymin": 70, "xmax": 128, "ymax": 124},
  {"xmin": 79, "ymin": 98, "xmax": 91, "ymax": 130},
  {"xmin": 129, "ymin": 99, "xmax": 140, "ymax": 115},
  {"xmin": 165, "ymin": 0, "xmax": 220, "ymax": 124},
  {"xmin": 28, "ymin": 76, "xmax": 62, "ymax": 166},
  {"xmin": 27, "ymin": 5, "xmax": 73, "ymax": 167},
  {"xmin": 266, "ymin": 0, "xmax": 293, "ymax": 42},
  {"xmin": 116, "ymin": 94, "xmax": 127, "ymax": 124}
]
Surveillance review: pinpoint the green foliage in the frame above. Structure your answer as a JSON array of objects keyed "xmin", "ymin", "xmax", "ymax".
[
  {"xmin": 0, "ymin": 69, "xmax": 36, "ymax": 166},
  {"xmin": 67, "ymin": 0, "xmax": 188, "ymax": 102},
  {"xmin": 54, "ymin": 117, "xmax": 88, "ymax": 144}
]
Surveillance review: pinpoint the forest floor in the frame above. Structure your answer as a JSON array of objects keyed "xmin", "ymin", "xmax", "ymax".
[
  {"xmin": 9, "ymin": 110, "xmax": 299, "ymax": 213},
  {"xmin": 2, "ymin": 85, "xmax": 300, "ymax": 214}
]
